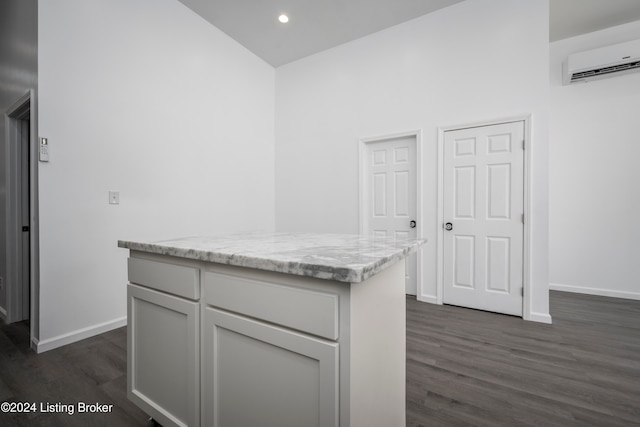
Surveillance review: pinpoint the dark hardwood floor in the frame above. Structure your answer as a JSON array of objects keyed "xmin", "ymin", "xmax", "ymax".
[
  {"xmin": 1, "ymin": 290, "xmax": 639, "ymax": 426},
  {"xmin": 407, "ymin": 291, "xmax": 640, "ymax": 426},
  {"xmin": 0, "ymin": 321, "xmax": 152, "ymax": 426}
]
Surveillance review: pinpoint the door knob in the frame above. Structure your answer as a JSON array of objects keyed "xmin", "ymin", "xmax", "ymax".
[
  {"xmin": 409, "ymin": 220, "xmax": 416, "ymax": 229},
  {"xmin": 444, "ymin": 222, "xmax": 453, "ymax": 231}
]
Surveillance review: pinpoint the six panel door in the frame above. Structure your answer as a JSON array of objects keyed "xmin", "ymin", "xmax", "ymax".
[
  {"xmin": 363, "ymin": 136, "xmax": 418, "ymax": 295},
  {"xmin": 443, "ymin": 121, "xmax": 524, "ymax": 316}
]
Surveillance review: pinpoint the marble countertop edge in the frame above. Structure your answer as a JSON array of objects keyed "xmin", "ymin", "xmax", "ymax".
[{"xmin": 118, "ymin": 233, "xmax": 425, "ymax": 283}]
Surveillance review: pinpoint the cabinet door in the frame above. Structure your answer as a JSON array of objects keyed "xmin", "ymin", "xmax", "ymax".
[
  {"xmin": 203, "ymin": 307, "xmax": 339, "ymax": 427},
  {"xmin": 127, "ymin": 284, "xmax": 199, "ymax": 427}
]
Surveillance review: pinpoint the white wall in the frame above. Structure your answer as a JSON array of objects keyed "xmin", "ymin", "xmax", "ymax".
[
  {"xmin": 275, "ymin": 0, "xmax": 551, "ymax": 321},
  {"xmin": 37, "ymin": 0, "xmax": 275, "ymax": 350},
  {"xmin": 549, "ymin": 21, "xmax": 640, "ymax": 300}
]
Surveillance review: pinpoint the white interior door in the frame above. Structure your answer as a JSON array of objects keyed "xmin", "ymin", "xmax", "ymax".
[
  {"xmin": 363, "ymin": 136, "xmax": 417, "ymax": 295},
  {"xmin": 443, "ymin": 122, "xmax": 524, "ymax": 316}
]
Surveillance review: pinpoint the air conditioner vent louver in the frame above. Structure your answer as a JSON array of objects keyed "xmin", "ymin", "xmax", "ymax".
[
  {"xmin": 570, "ymin": 60, "xmax": 640, "ymax": 82},
  {"xmin": 563, "ymin": 38, "xmax": 640, "ymax": 85}
]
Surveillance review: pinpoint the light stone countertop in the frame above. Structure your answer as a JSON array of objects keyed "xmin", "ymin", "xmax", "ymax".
[{"xmin": 118, "ymin": 232, "xmax": 425, "ymax": 283}]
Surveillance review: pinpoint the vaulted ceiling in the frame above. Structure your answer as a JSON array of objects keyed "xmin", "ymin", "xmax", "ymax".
[{"xmin": 177, "ymin": 0, "xmax": 640, "ymax": 67}]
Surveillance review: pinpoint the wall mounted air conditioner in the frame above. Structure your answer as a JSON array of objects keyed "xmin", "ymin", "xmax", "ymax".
[{"xmin": 563, "ymin": 38, "xmax": 640, "ymax": 85}]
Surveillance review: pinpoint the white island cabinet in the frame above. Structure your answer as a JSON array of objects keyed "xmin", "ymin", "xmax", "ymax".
[{"xmin": 119, "ymin": 232, "xmax": 424, "ymax": 427}]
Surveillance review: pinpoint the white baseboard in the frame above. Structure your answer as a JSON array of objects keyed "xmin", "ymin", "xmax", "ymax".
[
  {"xmin": 417, "ymin": 291, "xmax": 553, "ymax": 323},
  {"xmin": 36, "ymin": 316, "xmax": 127, "ymax": 353},
  {"xmin": 417, "ymin": 294, "xmax": 438, "ymax": 304},
  {"xmin": 525, "ymin": 310, "xmax": 552, "ymax": 324},
  {"xmin": 550, "ymin": 283, "xmax": 640, "ymax": 301}
]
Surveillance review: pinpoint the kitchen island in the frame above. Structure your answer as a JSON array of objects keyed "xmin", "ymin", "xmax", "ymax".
[{"xmin": 118, "ymin": 232, "xmax": 424, "ymax": 427}]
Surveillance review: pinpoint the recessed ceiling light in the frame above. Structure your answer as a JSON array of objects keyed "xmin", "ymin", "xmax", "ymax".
[{"xmin": 278, "ymin": 14, "xmax": 289, "ymax": 24}]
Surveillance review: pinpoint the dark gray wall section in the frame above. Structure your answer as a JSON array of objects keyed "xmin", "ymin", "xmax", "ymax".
[{"xmin": 0, "ymin": 0, "xmax": 37, "ymax": 315}]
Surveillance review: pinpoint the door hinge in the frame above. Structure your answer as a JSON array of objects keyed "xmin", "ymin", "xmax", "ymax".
[
  {"xmin": 521, "ymin": 213, "xmax": 524, "ymax": 224},
  {"xmin": 522, "ymin": 140, "xmax": 525, "ymax": 150},
  {"xmin": 521, "ymin": 287, "xmax": 524, "ymax": 297}
]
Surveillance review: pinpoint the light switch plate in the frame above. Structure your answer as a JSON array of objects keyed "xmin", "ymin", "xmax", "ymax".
[{"xmin": 109, "ymin": 191, "xmax": 120, "ymax": 205}]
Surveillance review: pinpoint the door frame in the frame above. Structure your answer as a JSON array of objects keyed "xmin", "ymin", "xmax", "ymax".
[
  {"xmin": 437, "ymin": 116, "xmax": 531, "ymax": 319},
  {"xmin": 4, "ymin": 89, "xmax": 39, "ymax": 348},
  {"xmin": 358, "ymin": 129, "xmax": 423, "ymax": 296}
]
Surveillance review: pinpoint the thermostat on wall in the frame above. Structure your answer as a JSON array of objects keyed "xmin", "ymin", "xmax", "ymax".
[{"xmin": 39, "ymin": 137, "xmax": 50, "ymax": 162}]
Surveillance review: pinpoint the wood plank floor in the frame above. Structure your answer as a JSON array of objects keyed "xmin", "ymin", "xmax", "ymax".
[
  {"xmin": 0, "ymin": 322, "xmax": 152, "ymax": 426},
  {"xmin": 407, "ymin": 291, "xmax": 640, "ymax": 426},
  {"xmin": 1, "ymin": 290, "xmax": 639, "ymax": 426}
]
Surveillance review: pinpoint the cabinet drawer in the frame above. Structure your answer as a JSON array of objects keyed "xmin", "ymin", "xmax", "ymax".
[
  {"xmin": 203, "ymin": 272, "xmax": 339, "ymax": 340},
  {"xmin": 128, "ymin": 257, "xmax": 199, "ymax": 300}
]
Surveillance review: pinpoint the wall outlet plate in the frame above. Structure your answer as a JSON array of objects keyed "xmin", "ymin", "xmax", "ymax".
[{"xmin": 109, "ymin": 191, "xmax": 120, "ymax": 205}]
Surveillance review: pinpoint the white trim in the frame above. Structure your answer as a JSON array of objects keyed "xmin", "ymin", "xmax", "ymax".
[
  {"xmin": 436, "ymin": 127, "xmax": 445, "ymax": 305},
  {"xmin": 358, "ymin": 130, "xmax": 424, "ymax": 298},
  {"xmin": 521, "ymin": 116, "xmax": 534, "ymax": 322},
  {"xmin": 28, "ymin": 88, "xmax": 40, "ymax": 347},
  {"xmin": 437, "ymin": 115, "xmax": 533, "ymax": 319},
  {"xmin": 417, "ymin": 295, "xmax": 438, "ymax": 305},
  {"xmin": 0, "ymin": 305, "xmax": 7, "ymax": 323},
  {"xmin": 550, "ymin": 283, "xmax": 640, "ymax": 301},
  {"xmin": 526, "ymin": 311, "xmax": 552, "ymax": 324},
  {"xmin": 35, "ymin": 316, "xmax": 127, "ymax": 353}
]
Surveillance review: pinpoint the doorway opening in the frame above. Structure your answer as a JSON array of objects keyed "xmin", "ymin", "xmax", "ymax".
[{"xmin": 4, "ymin": 90, "xmax": 39, "ymax": 349}]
